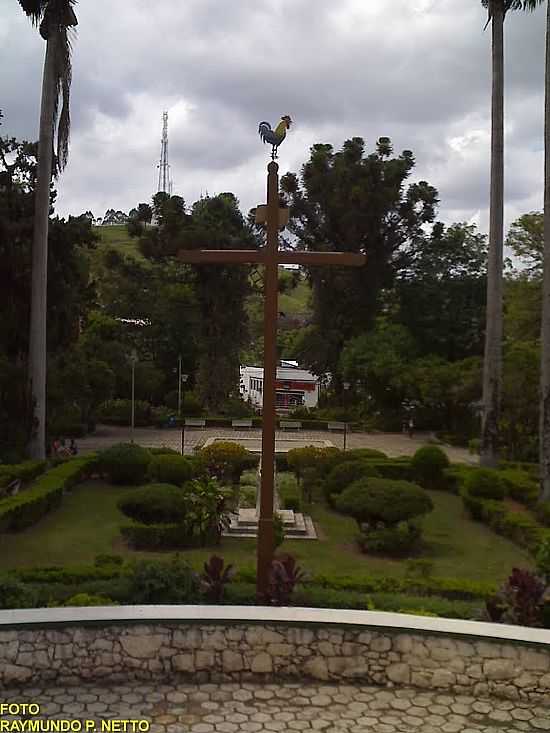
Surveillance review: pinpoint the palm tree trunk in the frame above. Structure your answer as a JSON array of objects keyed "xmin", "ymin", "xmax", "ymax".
[
  {"xmin": 481, "ymin": 3, "xmax": 505, "ymax": 468},
  {"xmin": 28, "ymin": 36, "xmax": 57, "ymax": 460},
  {"xmin": 540, "ymin": 0, "xmax": 550, "ymax": 502}
]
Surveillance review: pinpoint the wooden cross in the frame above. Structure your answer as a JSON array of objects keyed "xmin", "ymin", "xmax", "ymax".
[{"xmin": 178, "ymin": 161, "xmax": 366, "ymax": 599}]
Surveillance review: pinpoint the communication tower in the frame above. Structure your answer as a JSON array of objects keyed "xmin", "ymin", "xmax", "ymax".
[{"xmin": 157, "ymin": 111, "xmax": 173, "ymax": 194}]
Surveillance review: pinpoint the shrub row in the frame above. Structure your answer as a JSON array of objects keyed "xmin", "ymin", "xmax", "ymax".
[
  {"xmin": 0, "ymin": 460, "xmax": 48, "ymax": 489},
  {"xmin": 120, "ymin": 522, "xmax": 208, "ymax": 550},
  {"xmin": 462, "ymin": 491, "xmax": 549, "ymax": 554},
  {"xmin": 0, "ymin": 454, "xmax": 98, "ymax": 532}
]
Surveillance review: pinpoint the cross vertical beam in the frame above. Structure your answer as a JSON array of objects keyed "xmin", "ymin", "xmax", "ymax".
[
  {"xmin": 256, "ymin": 161, "xmax": 279, "ymax": 599},
  {"xmin": 177, "ymin": 161, "xmax": 366, "ymax": 602}
]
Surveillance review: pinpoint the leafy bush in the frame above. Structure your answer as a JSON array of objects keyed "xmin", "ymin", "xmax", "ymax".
[
  {"xmin": 0, "ymin": 575, "xmax": 35, "ymax": 609},
  {"xmin": 148, "ymin": 454, "xmax": 197, "ymax": 485},
  {"xmin": 277, "ymin": 473, "xmax": 301, "ymax": 511},
  {"xmin": 275, "ymin": 453, "xmax": 289, "ymax": 472},
  {"xmin": 283, "ymin": 495, "xmax": 301, "ymax": 512},
  {"xmin": 537, "ymin": 536, "xmax": 550, "ymax": 579},
  {"xmin": 118, "ymin": 484, "xmax": 188, "ymax": 525},
  {"xmin": 273, "ymin": 514, "xmax": 285, "ymax": 548},
  {"xmin": 358, "ymin": 521, "xmax": 422, "ymax": 556},
  {"xmin": 335, "ymin": 478, "xmax": 433, "ymax": 528},
  {"xmin": 486, "ymin": 568, "xmax": 546, "ymax": 627},
  {"xmin": 411, "ymin": 446, "xmax": 450, "ymax": 489},
  {"xmin": 0, "ymin": 455, "xmax": 97, "ymax": 531},
  {"xmin": 442, "ymin": 465, "xmax": 476, "ymax": 494},
  {"xmin": 201, "ymin": 555, "xmax": 235, "ymax": 602},
  {"xmin": 287, "ymin": 446, "xmax": 323, "ymax": 482},
  {"xmin": 98, "ymin": 443, "xmax": 151, "ymax": 485},
  {"xmin": 197, "ymin": 441, "xmax": 252, "ymax": 484},
  {"xmin": 63, "ymin": 593, "xmax": 116, "ymax": 607},
  {"xmin": 500, "ymin": 470, "xmax": 539, "ymax": 506},
  {"xmin": 464, "ymin": 468, "xmax": 506, "ymax": 500},
  {"xmin": 128, "ymin": 556, "xmax": 200, "ymax": 603},
  {"xmin": 323, "ymin": 460, "xmax": 380, "ymax": 505},
  {"xmin": 97, "ymin": 399, "xmax": 151, "ymax": 426},
  {"xmin": 13, "ymin": 564, "xmax": 122, "ymax": 585},
  {"xmin": 267, "ymin": 554, "xmax": 306, "ymax": 605}
]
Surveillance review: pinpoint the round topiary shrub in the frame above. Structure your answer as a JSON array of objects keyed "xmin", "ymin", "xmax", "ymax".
[
  {"xmin": 149, "ymin": 447, "xmax": 181, "ymax": 456},
  {"xmin": 464, "ymin": 468, "xmax": 505, "ymax": 500},
  {"xmin": 98, "ymin": 443, "xmax": 151, "ymax": 485},
  {"xmin": 411, "ymin": 446, "xmax": 450, "ymax": 489},
  {"xmin": 148, "ymin": 454, "xmax": 197, "ymax": 485},
  {"xmin": 118, "ymin": 483, "xmax": 188, "ymax": 524},
  {"xmin": 323, "ymin": 461, "xmax": 380, "ymax": 505},
  {"xmin": 197, "ymin": 441, "xmax": 252, "ymax": 484},
  {"xmin": 335, "ymin": 478, "xmax": 433, "ymax": 528}
]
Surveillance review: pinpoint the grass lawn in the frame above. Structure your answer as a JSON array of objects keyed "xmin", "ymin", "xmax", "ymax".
[
  {"xmin": 0, "ymin": 481, "xmax": 532, "ymax": 583},
  {"xmin": 92, "ymin": 225, "xmax": 146, "ymax": 262}
]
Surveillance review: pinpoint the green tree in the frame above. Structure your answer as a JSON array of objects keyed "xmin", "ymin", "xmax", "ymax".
[
  {"xmin": 506, "ymin": 211, "xmax": 543, "ymax": 276},
  {"xmin": 395, "ymin": 222, "xmax": 487, "ymax": 361},
  {"xmin": 178, "ymin": 194, "xmax": 257, "ymax": 411},
  {"xmin": 281, "ymin": 137, "xmax": 438, "ymax": 389},
  {"xmin": 479, "ymin": 0, "xmax": 524, "ymax": 467},
  {"xmin": 137, "ymin": 202, "xmax": 152, "ymax": 228},
  {"xmin": 18, "ymin": 0, "xmax": 79, "ymax": 459}
]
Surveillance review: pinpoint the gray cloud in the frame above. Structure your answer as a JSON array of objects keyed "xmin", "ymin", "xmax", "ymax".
[{"xmin": 0, "ymin": 0, "xmax": 547, "ymax": 233}]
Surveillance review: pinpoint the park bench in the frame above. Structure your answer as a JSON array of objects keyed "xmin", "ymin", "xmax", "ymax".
[
  {"xmin": 327, "ymin": 421, "xmax": 346, "ymax": 432},
  {"xmin": 232, "ymin": 419, "xmax": 253, "ymax": 429},
  {"xmin": 280, "ymin": 420, "xmax": 302, "ymax": 430},
  {"xmin": 184, "ymin": 418, "xmax": 206, "ymax": 428}
]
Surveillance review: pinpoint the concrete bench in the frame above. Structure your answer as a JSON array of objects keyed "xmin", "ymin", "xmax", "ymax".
[
  {"xmin": 232, "ymin": 419, "xmax": 253, "ymax": 429},
  {"xmin": 184, "ymin": 418, "xmax": 206, "ymax": 428},
  {"xmin": 328, "ymin": 421, "xmax": 346, "ymax": 432},
  {"xmin": 280, "ymin": 420, "xmax": 302, "ymax": 430}
]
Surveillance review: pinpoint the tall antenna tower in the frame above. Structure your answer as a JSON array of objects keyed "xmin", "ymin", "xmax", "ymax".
[{"xmin": 157, "ymin": 111, "xmax": 173, "ymax": 194}]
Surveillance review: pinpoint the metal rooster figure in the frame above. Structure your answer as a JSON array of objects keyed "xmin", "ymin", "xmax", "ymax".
[{"xmin": 258, "ymin": 115, "xmax": 292, "ymax": 159}]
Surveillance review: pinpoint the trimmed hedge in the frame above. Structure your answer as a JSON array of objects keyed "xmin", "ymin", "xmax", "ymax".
[
  {"xmin": 118, "ymin": 484, "xmax": 189, "ymax": 525},
  {"xmin": 500, "ymin": 469, "xmax": 539, "ymax": 506},
  {"xmin": 365, "ymin": 460, "xmax": 413, "ymax": 481},
  {"xmin": 358, "ymin": 522, "xmax": 421, "ymax": 556},
  {"xmin": 411, "ymin": 446, "xmax": 450, "ymax": 489},
  {"xmin": 0, "ymin": 460, "xmax": 47, "ymax": 489},
  {"xmin": 323, "ymin": 460, "xmax": 380, "ymax": 505},
  {"xmin": 345, "ymin": 448, "xmax": 388, "ymax": 461},
  {"xmin": 120, "ymin": 522, "xmax": 211, "ymax": 550},
  {"xmin": 0, "ymin": 455, "xmax": 97, "ymax": 532},
  {"xmin": 335, "ymin": 478, "xmax": 433, "ymax": 527},
  {"xmin": 462, "ymin": 492, "xmax": 547, "ymax": 554},
  {"xmin": 98, "ymin": 443, "xmax": 151, "ymax": 485},
  {"xmin": 147, "ymin": 455, "xmax": 197, "ymax": 485},
  {"xmin": 464, "ymin": 468, "xmax": 506, "ymax": 500}
]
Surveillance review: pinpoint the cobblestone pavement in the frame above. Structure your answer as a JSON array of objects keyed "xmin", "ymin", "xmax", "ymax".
[
  {"xmin": 77, "ymin": 425, "xmax": 477, "ymax": 465},
  {"xmin": 3, "ymin": 682, "xmax": 548, "ymax": 732}
]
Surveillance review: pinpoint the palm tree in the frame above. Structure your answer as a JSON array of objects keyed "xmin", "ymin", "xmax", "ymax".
[
  {"xmin": 480, "ymin": 0, "xmax": 523, "ymax": 467},
  {"xmin": 18, "ymin": 1, "xmax": 78, "ymax": 459}
]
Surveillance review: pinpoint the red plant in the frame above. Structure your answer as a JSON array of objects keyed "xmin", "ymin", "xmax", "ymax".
[
  {"xmin": 267, "ymin": 554, "xmax": 306, "ymax": 605},
  {"xmin": 201, "ymin": 555, "xmax": 235, "ymax": 602},
  {"xmin": 486, "ymin": 567, "xmax": 546, "ymax": 627}
]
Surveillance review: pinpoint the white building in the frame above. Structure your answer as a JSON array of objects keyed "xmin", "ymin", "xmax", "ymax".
[{"xmin": 239, "ymin": 365, "xmax": 319, "ymax": 413}]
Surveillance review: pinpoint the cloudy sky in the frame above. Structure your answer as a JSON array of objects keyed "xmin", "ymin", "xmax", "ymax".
[{"xmin": 0, "ymin": 0, "xmax": 546, "ymax": 235}]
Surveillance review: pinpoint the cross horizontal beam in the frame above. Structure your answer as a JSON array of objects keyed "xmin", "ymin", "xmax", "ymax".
[{"xmin": 178, "ymin": 249, "xmax": 367, "ymax": 267}]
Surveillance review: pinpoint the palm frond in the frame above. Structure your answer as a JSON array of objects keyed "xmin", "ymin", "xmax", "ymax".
[
  {"xmin": 17, "ymin": 0, "xmax": 47, "ymax": 25},
  {"xmin": 51, "ymin": 26, "xmax": 73, "ymax": 175}
]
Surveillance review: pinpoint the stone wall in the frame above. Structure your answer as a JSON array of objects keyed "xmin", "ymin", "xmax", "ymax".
[{"xmin": 1, "ymin": 622, "xmax": 549, "ymax": 701}]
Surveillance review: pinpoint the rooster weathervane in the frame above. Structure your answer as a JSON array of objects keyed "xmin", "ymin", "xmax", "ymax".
[{"xmin": 258, "ymin": 115, "xmax": 292, "ymax": 160}]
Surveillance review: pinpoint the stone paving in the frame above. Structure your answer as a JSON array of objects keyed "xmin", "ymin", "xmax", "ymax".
[
  {"xmin": 77, "ymin": 425, "xmax": 477, "ymax": 465},
  {"xmin": 2, "ymin": 681, "xmax": 549, "ymax": 733}
]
